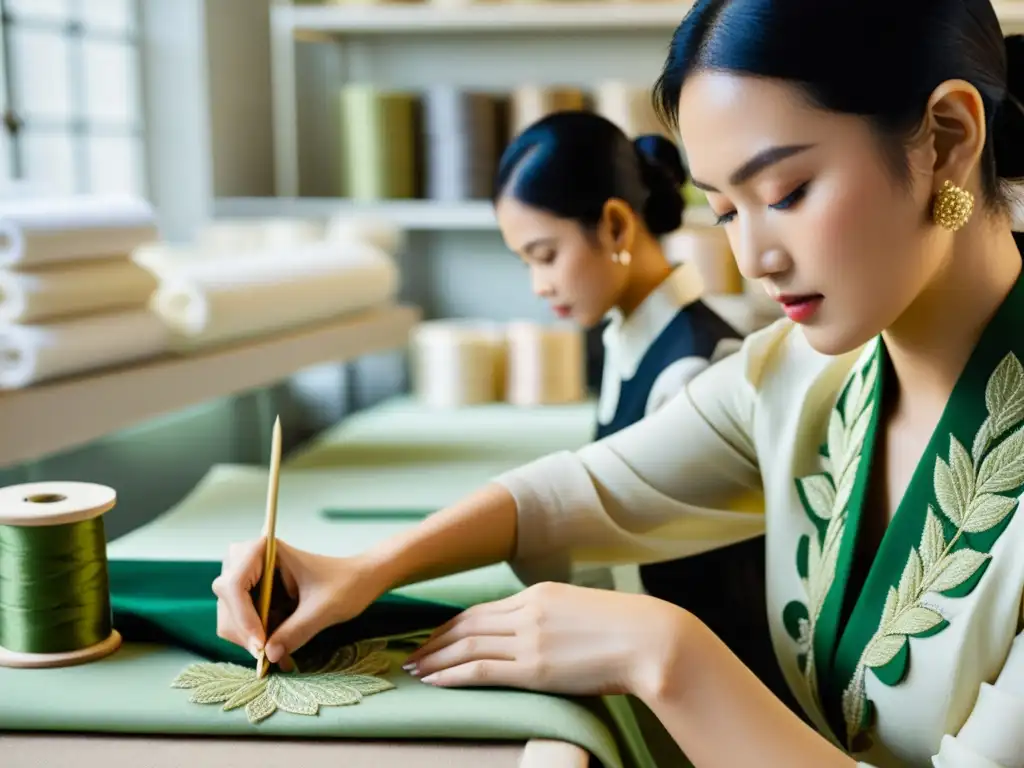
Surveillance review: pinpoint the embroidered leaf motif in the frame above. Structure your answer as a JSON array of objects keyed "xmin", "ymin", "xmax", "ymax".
[
  {"xmin": 862, "ymin": 633, "xmax": 906, "ymax": 669},
  {"xmin": 840, "ymin": 353, "xmax": 1024, "ymax": 750},
  {"xmin": 787, "ymin": 353, "xmax": 879, "ymax": 717},
  {"xmin": 962, "ymin": 493, "xmax": 1018, "ymax": 534},
  {"xmin": 887, "ymin": 605, "xmax": 944, "ymax": 637},
  {"xmin": 980, "ymin": 354, "xmax": 1024, "ymax": 451},
  {"xmin": 976, "ymin": 426, "xmax": 1024, "ymax": 495},
  {"xmin": 919, "ymin": 508, "xmax": 945, "ymax": 573},
  {"xmin": 798, "ymin": 474, "xmax": 835, "ymax": 521},
  {"xmin": 926, "ymin": 548, "xmax": 990, "ymax": 594},
  {"xmin": 170, "ymin": 639, "xmax": 398, "ymax": 723}
]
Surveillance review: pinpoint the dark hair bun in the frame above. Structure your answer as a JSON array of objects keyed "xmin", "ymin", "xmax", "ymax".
[
  {"xmin": 995, "ymin": 34, "xmax": 1024, "ymax": 180},
  {"xmin": 633, "ymin": 134, "xmax": 689, "ymax": 236}
]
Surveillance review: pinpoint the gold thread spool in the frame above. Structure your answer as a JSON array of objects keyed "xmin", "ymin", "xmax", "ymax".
[{"xmin": 0, "ymin": 481, "xmax": 122, "ymax": 669}]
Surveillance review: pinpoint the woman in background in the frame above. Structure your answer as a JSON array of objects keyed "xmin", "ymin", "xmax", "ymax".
[{"xmin": 491, "ymin": 110, "xmax": 785, "ymax": 703}]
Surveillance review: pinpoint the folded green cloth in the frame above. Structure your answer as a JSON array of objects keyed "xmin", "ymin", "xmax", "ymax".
[
  {"xmin": 108, "ymin": 559, "xmax": 464, "ymax": 669},
  {"xmin": 96, "ymin": 559, "xmax": 685, "ymax": 768}
]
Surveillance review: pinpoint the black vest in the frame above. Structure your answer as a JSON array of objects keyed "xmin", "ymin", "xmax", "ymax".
[
  {"xmin": 594, "ymin": 300, "xmax": 739, "ymax": 440},
  {"xmin": 593, "ymin": 299, "xmax": 802, "ymax": 716}
]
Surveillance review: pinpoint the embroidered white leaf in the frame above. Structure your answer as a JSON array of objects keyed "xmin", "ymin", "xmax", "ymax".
[
  {"xmin": 879, "ymin": 587, "xmax": 898, "ymax": 627},
  {"xmin": 985, "ymin": 354, "xmax": 1024, "ymax": 442},
  {"xmin": 887, "ymin": 605, "xmax": 944, "ymax": 637},
  {"xmin": 934, "ymin": 440, "xmax": 973, "ymax": 527},
  {"xmin": 919, "ymin": 507, "xmax": 946, "ymax": 572},
  {"xmin": 963, "ymin": 493, "xmax": 1018, "ymax": 534},
  {"xmin": 834, "ymin": 454, "xmax": 861, "ymax": 523},
  {"xmin": 896, "ymin": 549, "xmax": 923, "ymax": 611},
  {"xmin": 841, "ymin": 667, "xmax": 868, "ymax": 745},
  {"xmin": 863, "ymin": 633, "xmax": 906, "ymax": 669},
  {"xmin": 827, "ymin": 408, "xmax": 847, "ymax": 478},
  {"xmin": 976, "ymin": 426, "xmax": 1024, "ymax": 495},
  {"xmin": 170, "ymin": 641, "xmax": 397, "ymax": 723},
  {"xmin": 270, "ymin": 676, "xmax": 320, "ymax": 715},
  {"xmin": 846, "ymin": 406, "xmax": 874, "ymax": 476},
  {"xmin": 798, "ymin": 474, "xmax": 835, "ymax": 520},
  {"xmin": 927, "ymin": 548, "xmax": 990, "ymax": 594}
]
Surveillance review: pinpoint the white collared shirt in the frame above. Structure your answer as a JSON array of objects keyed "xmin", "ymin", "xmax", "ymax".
[{"xmin": 597, "ymin": 264, "xmax": 741, "ymax": 425}]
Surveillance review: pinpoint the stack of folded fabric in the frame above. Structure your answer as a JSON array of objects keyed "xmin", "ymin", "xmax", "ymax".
[{"xmin": 0, "ymin": 195, "xmax": 169, "ymax": 390}]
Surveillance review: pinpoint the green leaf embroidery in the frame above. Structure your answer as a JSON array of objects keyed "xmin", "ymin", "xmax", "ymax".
[
  {"xmin": 839, "ymin": 353, "xmax": 1024, "ymax": 749},
  {"xmin": 170, "ymin": 637, "xmax": 401, "ymax": 723},
  {"xmin": 785, "ymin": 353, "xmax": 879, "ymax": 714}
]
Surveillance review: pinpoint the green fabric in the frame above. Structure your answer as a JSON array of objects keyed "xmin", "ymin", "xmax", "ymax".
[{"xmin": 0, "ymin": 557, "xmax": 672, "ymax": 768}]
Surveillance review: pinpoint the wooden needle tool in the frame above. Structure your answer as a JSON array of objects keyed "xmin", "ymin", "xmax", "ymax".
[{"xmin": 255, "ymin": 415, "xmax": 282, "ymax": 678}]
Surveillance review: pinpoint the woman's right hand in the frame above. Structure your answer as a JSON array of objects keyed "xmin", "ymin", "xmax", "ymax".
[{"xmin": 212, "ymin": 538, "xmax": 383, "ymax": 668}]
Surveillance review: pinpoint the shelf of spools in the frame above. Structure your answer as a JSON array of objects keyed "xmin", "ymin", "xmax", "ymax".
[{"xmin": 0, "ymin": 198, "xmax": 418, "ymax": 468}]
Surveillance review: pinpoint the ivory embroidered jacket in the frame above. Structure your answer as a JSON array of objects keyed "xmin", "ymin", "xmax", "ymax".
[{"xmin": 496, "ymin": 272, "xmax": 1024, "ymax": 768}]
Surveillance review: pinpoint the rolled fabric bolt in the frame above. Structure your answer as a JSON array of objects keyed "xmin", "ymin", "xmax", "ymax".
[{"xmin": 411, "ymin": 319, "xmax": 507, "ymax": 408}]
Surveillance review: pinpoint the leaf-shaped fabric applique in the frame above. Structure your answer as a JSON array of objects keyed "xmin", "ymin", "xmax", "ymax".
[
  {"xmin": 863, "ymin": 633, "xmax": 906, "ymax": 669},
  {"xmin": 269, "ymin": 676, "xmax": 320, "ymax": 715},
  {"xmin": 963, "ymin": 493, "xmax": 1018, "ymax": 534},
  {"xmin": 896, "ymin": 549, "xmax": 923, "ymax": 611},
  {"xmin": 223, "ymin": 678, "xmax": 267, "ymax": 710},
  {"xmin": 887, "ymin": 605, "xmax": 944, "ymax": 637},
  {"xmin": 171, "ymin": 638, "xmax": 400, "ymax": 724},
  {"xmin": 928, "ymin": 548, "xmax": 991, "ymax": 594},
  {"xmin": 984, "ymin": 354, "xmax": 1024, "ymax": 441},
  {"xmin": 976, "ymin": 426, "xmax": 1024, "ymax": 496},
  {"xmin": 919, "ymin": 508, "xmax": 946, "ymax": 572},
  {"xmin": 934, "ymin": 454, "xmax": 967, "ymax": 527},
  {"xmin": 798, "ymin": 474, "xmax": 835, "ymax": 521}
]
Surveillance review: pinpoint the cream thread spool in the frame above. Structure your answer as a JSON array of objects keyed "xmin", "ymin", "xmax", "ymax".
[
  {"xmin": 504, "ymin": 321, "xmax": 585, "ymax": 406},
  {"xmin": 0, "ymin": 481, "xmax": 122, "ymax": 669},
  {"xmin": 411, "ymin": 320, "xmax": 507, "ymax": 408},
  {"xmin": 663, "ymin": 226, "xmax": 743, "ymax": 295}
]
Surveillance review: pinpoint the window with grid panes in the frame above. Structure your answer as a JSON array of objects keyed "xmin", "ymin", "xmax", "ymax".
[{"xmin": 0, "ymin": 0, "xmax": 145, "ymax": 197}]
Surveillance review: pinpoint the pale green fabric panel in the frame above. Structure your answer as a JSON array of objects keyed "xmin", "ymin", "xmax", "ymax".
[
  {"xmin": 285, "ymin": 397, "xmax": 598, "ymax": 470},
  {"xmin": 0, "ymin": 644, "xmax": 628, "ymax": 768},
  {"xmin": 107, "ymin": 464, "xmax": 528, "ymax": 607}
]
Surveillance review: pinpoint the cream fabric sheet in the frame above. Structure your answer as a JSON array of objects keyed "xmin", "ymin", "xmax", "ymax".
[
  {"xmin": 0, "ymin": 309, "xmax": 170, "ymax": 389},
  {"xmin": 0, "ymin": 258, "xmax": 158, "ymax": 323},
  {"xmin": 0, "ymin": 195, "xmax": 158, "ymax": 268}
]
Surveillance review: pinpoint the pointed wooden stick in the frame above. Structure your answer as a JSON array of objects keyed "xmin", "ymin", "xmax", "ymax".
[{"xmin": 255, "ymin": 415, "xmax": 282, "ymax": 678}]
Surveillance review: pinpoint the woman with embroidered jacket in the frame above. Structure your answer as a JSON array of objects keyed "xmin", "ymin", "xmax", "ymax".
[
  {"xmin": 489, "ymin": 110, "xmax": 782, "ymax": 703},
  {"xmin": 213, "ymin": 1, "xmax": 1024, "ymax": 766}
]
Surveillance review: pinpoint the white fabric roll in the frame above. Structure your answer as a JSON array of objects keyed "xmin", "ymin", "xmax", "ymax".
[
  {"xmin": 504, "ymin": 321, "xmax": 585, "ymax": 406},
  {"xmin": 0, "ymin": 258, "xmax": 159, "ymax": 324},
  {"xmin": 150, "ymin": 240, "xmax": 400, "ymax": 351},
  {"xmin": 0, "ymin": 309, "xmax": 170, "ymax": 389},
  {"xmin": 197, "ymin": 218, "xmax": 325, "ymax": 254},
  {"xmin": 411, "ymin": 319, "xmax": 506, "ymax": 408},
  {"xmin": 0, "ymin": 195, "xmax": 158, "ymax": 269}
]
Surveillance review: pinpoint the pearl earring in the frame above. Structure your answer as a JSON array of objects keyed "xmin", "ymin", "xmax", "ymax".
[{"xmin": 612, "ymin": 250, "xmax": 632, "ymax": 266}]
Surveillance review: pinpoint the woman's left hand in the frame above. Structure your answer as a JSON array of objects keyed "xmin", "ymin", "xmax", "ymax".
[{"xmin": 403, "ymin": 581, "xmax": 686, "ymax": 698}]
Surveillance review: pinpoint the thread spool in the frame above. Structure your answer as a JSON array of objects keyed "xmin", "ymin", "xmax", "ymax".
[
  {"xmin": 0, "ymin": 482, "xmax": 122, "ymax": 668},
  {"xmin": 663, "ymin": 226, "xmax": 743, "ymax": 294},
  {"xmin": 411, "ymin": 320, "xmax": 507, "ymax": 408},
  {"xmin": 505, "ymin": 321, "xmax": 585, "ymax": 406}
]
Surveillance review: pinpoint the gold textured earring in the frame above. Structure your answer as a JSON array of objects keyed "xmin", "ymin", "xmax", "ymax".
[
  {"xmin": 612, "ymin": 250, "xmax": 632, "ymax": 266},
  {"xmin": 932, "ymin": 180, "xmax": 975, "ymax": 232}
]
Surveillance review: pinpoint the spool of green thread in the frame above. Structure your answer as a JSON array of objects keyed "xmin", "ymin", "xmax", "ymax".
[{"xmin": 0, "ymin": 481, "xmax": 122, "ymax": 669}]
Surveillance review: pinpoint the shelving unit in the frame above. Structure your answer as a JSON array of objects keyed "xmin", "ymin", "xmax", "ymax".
[
  {"xmin": 0, "ymin": 305, "xmax": 419, "ymax": 466},
  {"xmin": 214, "ymin": 196, "xmax": 719, "ymax": 230}
]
